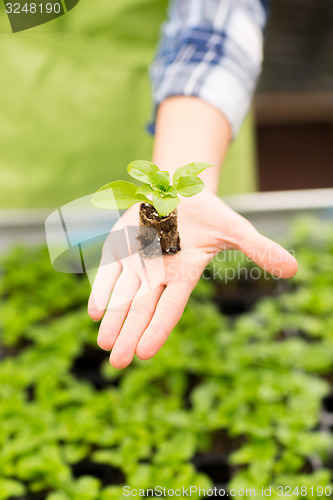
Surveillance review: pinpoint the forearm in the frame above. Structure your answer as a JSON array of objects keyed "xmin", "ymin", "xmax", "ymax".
[{"xmin": 152, "ymin": 96, "xmax": 232, "ymax": 194}]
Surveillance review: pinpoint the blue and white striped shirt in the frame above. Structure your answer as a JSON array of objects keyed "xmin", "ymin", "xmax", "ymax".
[{"xmin": 150, "ymin": 0, "xmax": 269, "ymax": 136}]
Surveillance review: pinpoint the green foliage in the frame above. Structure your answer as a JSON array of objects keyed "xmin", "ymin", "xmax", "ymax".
[
  {"xmin": 127, "ymin": 160, "xmax": 159, "ymax": 185},
  {"xmin": 151, "ymin": 191, "xmax": 180, "ymax": 216},
  {"xmin": 173, "ymin": 175, "xmax": 204, "ymax": 197},
  {"xmin": 0, "ymin": 479, "xmax": 25, "ymax": 500},
  {"xmin": 173, "ymin": 161, "xmax": 212, "ymax": 180},
  {"xmin": 1, "ymin": 217, "xmax": 333, "ymax": 498},
  {"xmin": 92, "ymin": 160, "xmax": 211, "ymax": 217}
]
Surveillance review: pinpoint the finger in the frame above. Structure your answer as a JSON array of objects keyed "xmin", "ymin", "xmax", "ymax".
[
  {"xmin": 136, "ymin": 281, "xmax": 193, "ymax": 361},
  {"xmin": 88, "ymin": 227, "xmax": 130, "ymax": 321},
  {"xmin": 88, "ymin": 260, "xmax": 122, "ymax": 321},
  {"xmin": 238, "ymin": 222, "xmax": 298, "ymax": 279},
  {"xmin": 109, "ymin": 284, "xmax": 165, "ymax": 369},
  {"xmin": 97, "ymin": 270, "xmax": 141, "ymax": 351}
]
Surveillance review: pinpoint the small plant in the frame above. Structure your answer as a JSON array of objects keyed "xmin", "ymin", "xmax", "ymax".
[{"xmin": 92, "ymin": 160, "xmax": 211, "ymax": 254}]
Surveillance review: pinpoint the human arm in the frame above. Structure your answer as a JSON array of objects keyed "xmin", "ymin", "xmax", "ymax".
[
  {"xmin": 87, "ymin": 0, "xmax": 298, "ymax": 368},
  {"xmin": 88, "ymin": 96, "xmax": 298, "ymax": 369}
]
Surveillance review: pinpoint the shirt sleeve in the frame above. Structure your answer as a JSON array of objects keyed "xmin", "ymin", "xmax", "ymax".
[{"xmin": 149, "ymin": 0, "xmax": 269, "ymax": 137}]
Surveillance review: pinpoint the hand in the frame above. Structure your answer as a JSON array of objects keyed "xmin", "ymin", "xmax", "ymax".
[{"xmin": 88, "ymin": 191, "xmax": 298, "ymax": 369}]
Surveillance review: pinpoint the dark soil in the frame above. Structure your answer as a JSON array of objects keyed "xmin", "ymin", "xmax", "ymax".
[
  {"xmin": 193, "ymin": 453, "xmax": 231, "ymax": 485},
  {"xmin": 72, "ymin": 459, "xmax": 125, "ymax": 486},
  {"xmin": 71, "ymin": 345, "xmax": 109, "ymax": 390},
  {"xmin": 139, "ymin": 203, "xmax": 181, "ymax": 255}
]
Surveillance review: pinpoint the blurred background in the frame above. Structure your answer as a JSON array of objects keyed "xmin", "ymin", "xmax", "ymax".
[
  {"xmin": 256, "ymin": 0, "xmax": 333, "ymax": 192},
  {"xmin": 0, "ymin": 0, "xmax": 333, "ymax": 208},
  {"xmin": 1, "ymin": 0, "xmax": 331, "ymax": 213},
  {"xmin": 0, "ymin": 0, "xmax": 169, "ymax": 209}
]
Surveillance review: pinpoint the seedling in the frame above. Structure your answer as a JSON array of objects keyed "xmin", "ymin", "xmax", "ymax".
[{"xmin": 92, "ymin": 160, "xmax": 211, "ymax": 254}]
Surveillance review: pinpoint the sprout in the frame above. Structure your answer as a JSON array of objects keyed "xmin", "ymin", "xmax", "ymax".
[{"xmin": 92, "ymin": 160, "xmax": 211, "ymax": 217}]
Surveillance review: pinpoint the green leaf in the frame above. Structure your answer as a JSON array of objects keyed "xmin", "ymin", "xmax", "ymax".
[
  {"xmin": 230, "ymin": 440, "xmax": 277, "ymax": 466},
  {"xmin": 46, "ymin": 493, "xmax": 69, "ymax": 500},
  {"xmin": 0, "ymin": 478, "xmax": 26, "ymax": 499},
  {"xmin": 136, "ymin": 184, "xmax": 154, "ymax": 196},
  {"xmin": 173, "ymin": 162, "xmax": 211, "ymax": 184},
  {"xmin": 63, "ymin": 443, "xmax": 90, "ymax": 464},
  {"xmin": 166, "ymin": 185, "xmax": 178, "ymax": 197},
  {"xmin": 127, "ymin": 160, "xmax": 159, "ymax": 184},
  {"xmin": 152, "ymin": 171, "xmax": 170, "ymax": 190},
  {"xmin": 155, "ymin": 432, "xmax": 197, "ymax": 463},
  {"xmin": 71, "ymin": 476, "xmax": 100, "ymax": 499},
  {"xmin": 92, "ymin": 450, "xmax": 122, "ymax": 468},
  {"xmin": 92, "ymin": 181, "xmax": 148, "ymax": 209},
  {"xmin": 128, "ymin": 464, "xmax": 152, "ymax": 489},
  {"xmin": 152, "ymin": 193, "xmax": 180, "ymax": 217},
  {"xmin": 99, "ymin": 486, "xmax": 125, "ymax": 500},
  {"xmin": 174, "ymin": 175, "xmax": 204, "ymax": 197}
]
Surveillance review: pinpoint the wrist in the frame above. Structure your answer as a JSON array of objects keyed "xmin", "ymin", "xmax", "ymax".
[{"xmin": 151, "ymin": 96, "xmax": 231, "ymax": 195}]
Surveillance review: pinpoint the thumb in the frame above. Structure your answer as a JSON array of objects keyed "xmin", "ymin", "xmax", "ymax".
[{"xmin": 237, "ymin": 221, "xmax": 298, "ymax": 279}]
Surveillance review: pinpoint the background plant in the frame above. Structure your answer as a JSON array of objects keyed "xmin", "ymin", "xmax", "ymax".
[
  {"xmin": 0, "ymin": 217, "xmax": 333, "ymax": 499},
  {"xmin": 92, "ymin": 160, "xmax": 211, "ymax": 217}
]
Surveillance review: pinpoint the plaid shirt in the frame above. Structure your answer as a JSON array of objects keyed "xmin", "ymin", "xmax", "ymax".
[{"xmin": 150, "ymin": 0, "xmax": 269, "ymax": 136}]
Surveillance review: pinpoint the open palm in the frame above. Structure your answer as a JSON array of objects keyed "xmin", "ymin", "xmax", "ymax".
[{"xmin": 88, "ymin": 191, "xmax": 298, "ymax": 369}]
